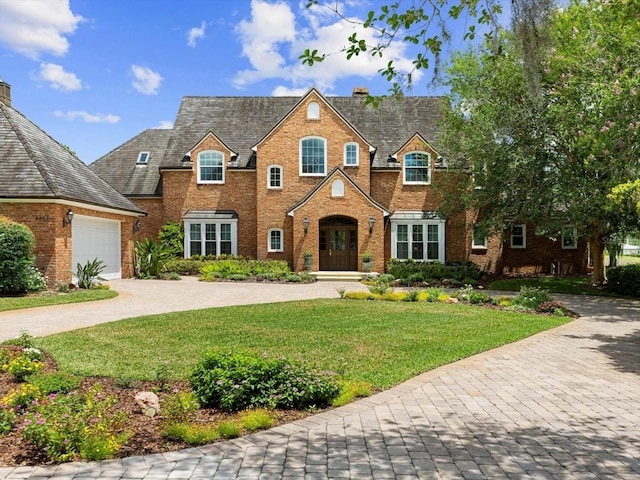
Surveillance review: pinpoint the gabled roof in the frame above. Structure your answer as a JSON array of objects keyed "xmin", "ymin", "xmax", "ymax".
[
  {"xmin": 0, "ymin": 102, "xmax": 145, "ymax": 214},
  {"xmin": 161, "ymin": 94, "xmax": 444, "ymax": 170},
  {"xmin": 287, "ymin": 167, "xmax": 390, "ymax": 217},
  {"xmin": 91, "ymin": 128, "xmax": 171, "ymax": 197},
  {"xmin": 252, "ymin": 88, "xmax": 374, "ymax": 153}
]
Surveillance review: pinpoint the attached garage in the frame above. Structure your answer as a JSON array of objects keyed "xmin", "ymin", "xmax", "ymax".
[{"xmin": 72, "ymin": 215, "xmax": 122, "ymax": 280}]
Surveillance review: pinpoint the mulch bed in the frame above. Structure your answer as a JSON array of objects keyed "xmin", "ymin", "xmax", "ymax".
[{"xmin": 0, "ymin": 349, "xmax": 309, "ymax": 467}]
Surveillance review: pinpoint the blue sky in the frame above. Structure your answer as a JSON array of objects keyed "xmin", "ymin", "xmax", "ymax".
[{"xmin": 0, "ymin": 0, "xmax": 494, "ymax": 164}]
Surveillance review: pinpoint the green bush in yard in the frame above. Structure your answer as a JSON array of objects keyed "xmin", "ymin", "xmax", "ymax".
[
  {"xmin": 190, "ymin": 351, "xmax": 340, "ymax": 412},
  {"xmin": 387, "ymin": 259, "xmax": 480, "ymax": 285},
  {"xmin": 0, "ymin": 217, "xmax": 46, "ymax": 295},
  {"xmin": 607, "ymin": 264, "xmax": 640, "ymax": 297}
]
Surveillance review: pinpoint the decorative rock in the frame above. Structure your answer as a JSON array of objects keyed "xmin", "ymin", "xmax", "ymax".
[{"xmin": 135, "ymin": 391, "xmax": 160, "ymax": 417}]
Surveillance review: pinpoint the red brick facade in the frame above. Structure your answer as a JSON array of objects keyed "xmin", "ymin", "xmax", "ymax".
[
  {"xmin": 0, "ymin": 202, "xmax": 137, "ymax": 287},
  {"xmin": 129, "ymin": 90, "xmax": 586, "ymax": 275}
]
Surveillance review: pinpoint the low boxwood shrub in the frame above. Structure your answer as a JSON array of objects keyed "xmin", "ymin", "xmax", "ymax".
[
  {"xmin": 607, "ymin": 264, "xmax": 640, "ymax": 297},
  {"xmin": 387, "ymin": 259, "xmax": 481, "ymax": 285},
  {"xmin": 190, "ymin": 351, "xmax": 340, "ymax": 412}
]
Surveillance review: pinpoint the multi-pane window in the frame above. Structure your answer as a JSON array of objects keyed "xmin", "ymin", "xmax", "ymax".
[
  {"xmin": 562, "ymin": 226, "xmax": 577, "ymax": 249},
  {"xmin": 268, "ymin": 165, "xmax": 282, "ymax": 189},
  {"xmin": 198, "ymin": 151, "xmax": 224, "ymax": 183},
  {"xmin": 403, "ymin": 152, "xmax": 431, "ymax": 184},
  {"xmin": 300, "ymin": 137, "xmax": 326, "ymax": 175},
  {"xmin": 510, "ymin": 224, "xmax": 526, "ymax": 248},
  {"xmin": 268, "ymin": 229, "xmax": 283, "ymax": 252},
  {"xmin": 391, "ymin": 214, "xmax": 445, "ymax": 262},
  {"xmin": 344, "ymin": 143, "xmax": 358, "ymax": 166},
  {"xmin": 472, "ymin": 225, "xmax": 488, "ymax": 248},
  {"xmin": 186, "ymin": 222, "xmax": 235, "ymax": 257}
]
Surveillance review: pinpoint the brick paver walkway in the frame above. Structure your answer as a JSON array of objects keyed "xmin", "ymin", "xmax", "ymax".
[{"xmin": 0, "ymin": 280, "xmax": 639, "ymax": 479}]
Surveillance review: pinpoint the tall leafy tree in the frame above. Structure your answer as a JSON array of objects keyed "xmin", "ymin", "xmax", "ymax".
[{"xmin": 440, "ymin": 0, "xmax": 640, "ymax": 283}]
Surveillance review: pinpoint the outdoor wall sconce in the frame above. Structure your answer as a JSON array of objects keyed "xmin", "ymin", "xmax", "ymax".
[
  {"xmin": 134, "ymin": 219, "xmax": 141, "ymax": 233},
  {"xmin": 368, "ymin": 216, "xmax": 375, "ymax": 235},
  {"xmin": 62, "ymin": 209, "xmax": 74, "ymax": 227},
  {"xmin": 303, "ymin": 217, "xmax": 309, "ymax": 235}
]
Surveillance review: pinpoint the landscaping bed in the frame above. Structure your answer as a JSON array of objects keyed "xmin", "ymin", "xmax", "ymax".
[{"xmin": 0, "ymin": 349, "xmax": 309, "ymax": 466}]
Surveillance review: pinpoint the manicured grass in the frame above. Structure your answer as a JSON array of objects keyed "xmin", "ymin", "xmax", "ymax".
[
  {"xmin": 37, "ymin": 299, "xmax": 570, "ymax": 389},
  {"xmin": 0, "ymin": 289, "xmax": 118, "ymax": 312},
  {"xmin": 488, "ymin": 276, "xmax": 613, "ymax": 296}
]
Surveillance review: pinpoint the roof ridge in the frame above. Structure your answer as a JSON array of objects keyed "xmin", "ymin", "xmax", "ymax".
[{"xmin": 0, "ymin": 103, "xmax": 57, "ymax": 196}]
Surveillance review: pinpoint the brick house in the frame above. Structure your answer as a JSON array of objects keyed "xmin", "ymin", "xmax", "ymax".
[
  {"xmin": 0, "ymin": 80, "xmax": 145, "ymax": 286},
  {"xmin": 91, "ymin": 87, "xmax": 587, "ymax": 276}
]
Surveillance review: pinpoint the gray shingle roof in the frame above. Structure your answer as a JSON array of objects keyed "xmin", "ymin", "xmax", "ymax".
[
  {"xmin": 93, "ymin": 91, "xmax": 445, "ymax": 196},
  {"xmin": 0, "ymin": 102, "xmax": 145, "ymax": 215},
  {"xmin": 90, "ymin": 129, "xmax": 171, "ymax": 196}
]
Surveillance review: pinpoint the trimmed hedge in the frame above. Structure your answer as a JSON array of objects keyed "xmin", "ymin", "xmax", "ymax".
[
  {"xmin": 607, "ymin": 264, "xmax": 640, "ymax": 297},
  {"xmin": 387, "ymin": 259, "xmax": 481, "ymax": 285}
]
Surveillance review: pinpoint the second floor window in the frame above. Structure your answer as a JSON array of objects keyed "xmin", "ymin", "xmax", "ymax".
[
  {"xmin": 198, "ymin": 151, "xmax": 224, "ymax": 183},
  {"xmin": 344, "ymin": 143, "xmax": 358, "ymax": 166},
  {"xmin": 403, "ymin": 152, "xmax": 431, "ymax": 184},
  {"xmin": 268, "ymin": 165, "xmax": 282, "ymax": 189},
  {"xmin": 300, "ymin": 137, "xmax": 326, "ymax": 176}
]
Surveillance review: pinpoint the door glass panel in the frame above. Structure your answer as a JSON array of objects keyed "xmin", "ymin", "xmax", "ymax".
[
  {"xmin": 412, "ymin": 225, "xmax": 424, "ymax": 260},
  {"xmin": 331, "ymin": 230, "xmax": 346, "ymax": 251}
]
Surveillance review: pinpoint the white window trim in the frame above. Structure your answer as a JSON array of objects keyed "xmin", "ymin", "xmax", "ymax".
[
  {"xmin": 183, "ymin": 220, "xmax": 238, "ymax": 257},
  {"xmin": 307, "ymin": 101, "xmax": 320, "ymax": 119},
  {"xmin": 197, "ymin": 150, "xmax": 225, "ymax": 184},
  {"xmin": 562, "ymin": 226, "xmax": 578, "ymax": 249},
  {"xmin": 299, "ymin": 136, "xmax": 327, "ymax": 177},
  {"xmin": 137, "ymin": 151, "xmax": 150, "ymax": 164},
  {"xmin": 267, "ymin": 228, "xmax": 284, "ymax": 252},
  {"xmin": 267, "ymin": 165, "xmax": 283, "ymax": 189},
  {"xmin": 472, "ymin": 226, "xmax": 488, "ymax": 249},
  {"xmin": 344, "ymin": 142, "xmax": 359, "ymax": 166},
  {"xmin": 510, "ymin": 224, "xmax": 527, "ymax": 249},
  {"xmin": 390, "ymin": 217, "xmax": 445, "ymax": 262},
  {"xmin": 403, "ymin": 151, "xmax": 432, "ymax": 185}
]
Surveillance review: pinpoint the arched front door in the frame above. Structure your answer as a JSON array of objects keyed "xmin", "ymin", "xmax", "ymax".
[{"xmin": 319, "ymin": 216, "xmax": 358, "ymax": 271}]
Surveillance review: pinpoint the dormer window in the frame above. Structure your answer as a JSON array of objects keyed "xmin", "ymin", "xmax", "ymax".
[
  {"xmin": 307, "ymin": 101, "xmax": 320, "ymax": 119},
  {"xmin": 197, "ymin": 150, "xmax": 225, "ymax": 184},
  {"xmin": 403, "ymin": 151, "xmax": 431, "ymax": 185},
  {"xmin": 137, "ymin": 152, "xmax": 150, "ymax": 164}
]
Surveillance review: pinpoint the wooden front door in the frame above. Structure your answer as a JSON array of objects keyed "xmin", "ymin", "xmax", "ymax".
[{"xmin": 319, "ymin": 217, "xmax": 358, "ymax": 271}]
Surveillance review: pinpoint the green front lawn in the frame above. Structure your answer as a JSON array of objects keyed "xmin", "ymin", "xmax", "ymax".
[
  {"xmin": 38, "ymin": 299, "xmax": 570, "ymax": 389},
  {"xmin": 0, "ymin": 289, "xmax": 118, "ymax": 312}
]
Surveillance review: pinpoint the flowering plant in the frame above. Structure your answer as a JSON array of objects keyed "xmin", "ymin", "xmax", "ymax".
[{"xmin": 21, "ymin": 385, "xmax": 129, "ymax": 462}]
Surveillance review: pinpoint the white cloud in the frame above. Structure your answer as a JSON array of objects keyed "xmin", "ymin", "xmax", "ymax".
[
  {"xmin": 54, "ymin": 110, "xmax": 120, "ymax": 123},
  {"xmin": 271, "ymin": 86, "xmax": 309, "ymax": 96},
  {"xmin": 37, "ymin": 63, "xmax": 81, "ymax": 91},
  {"xmin": 131, "ymin": 65, "xmax": 162, "ymax": 95},
  {"xmin": 231, "ymin": 0, "xmax": 421, "ymax": 93},
  {"xmin": 154, "ymin": 120, "xmax": 173, "ymax": 129},
  {"xmin": 187, "ymin": 21, "xmax": 206, "ymax": 47},
  {"xmin": 0, "ymin": 0, "xmax": 83, "ymax": 59}
]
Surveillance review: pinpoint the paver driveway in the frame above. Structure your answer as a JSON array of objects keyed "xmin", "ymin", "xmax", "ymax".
[{"xmin": 0, "ymin": 280, "xmax": 639, "ymax": 479}]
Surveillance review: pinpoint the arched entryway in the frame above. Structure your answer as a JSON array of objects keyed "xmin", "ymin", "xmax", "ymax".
[{"xmin": 319, "ymin": 216, "xmax": 358, "ymax": 271}]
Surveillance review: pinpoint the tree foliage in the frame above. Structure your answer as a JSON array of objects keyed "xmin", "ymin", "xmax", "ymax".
[
  {"xmin": 440, "ymin": 0, "xmax": 640, "ymax": 283},
  {"xmin": 301, "ymin": 0, "xmax": 503, "ymax": 101}
]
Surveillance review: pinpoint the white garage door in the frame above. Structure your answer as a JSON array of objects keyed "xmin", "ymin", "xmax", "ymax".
[{"xmin": 72, "ymin": 215, "xmax": 121, "ymax": 280}]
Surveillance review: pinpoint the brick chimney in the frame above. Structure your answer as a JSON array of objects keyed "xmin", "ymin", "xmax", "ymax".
[
  {"xmin": 0, "ymin": 78, "xmax": 10, "ymax": 106},
  {"xmin": 352, "ymin": 87, "xmax": 369, "ymax": 97}
]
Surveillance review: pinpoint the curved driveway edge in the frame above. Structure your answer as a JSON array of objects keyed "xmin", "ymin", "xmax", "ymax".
[{"xmin": 0, "ymin": 282, "xmax": 639, "ymax": 479}]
